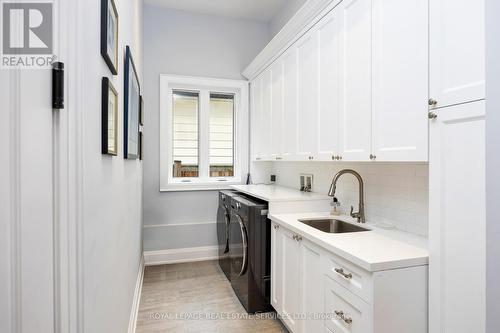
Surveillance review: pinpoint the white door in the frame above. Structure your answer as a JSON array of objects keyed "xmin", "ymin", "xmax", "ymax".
[
  {"xmin": 297, "ymin": 30, "xmax": 319, "ymax": 161},
  {"xmin": 281, "ymin": 228, "xmax": 302, "ymax": 332},
  {"xmin": 250, "ymin": 76, "xmax": 263, "ymax": 160},
  {"xmin": 271, "ymin": 60, "xmax": 284, "ymax": 159},
  {"xmin": 429, "ymin": 0, "xmax": 485, "ymax": 109},
  {"xmin": 371, "ymin": 0, "xmax": 428, "ymax": 161},
  {"xmin": 261, "ymin": 69, "xmax": 273, "ymax": 160},
  {"xmin": 300, "ymin": 239, "xmax": 324, "ymax": 333},
  {"xmin": 282, "ymin": 47, "xmax": 299, "ymax": 161},
  {"xmin": 429, "ymin": 101, "xmax": 486, "ymax": 333},
  {"xmin": 338, "ymin": 0, "xmax": 372, "ymax": 161},
  {"xmin": 317, "ymin": 9, "xmax": 341, "ymax": 161},
  {"xmin": 271, "ymin": 223, "xmax": 284, "ymax": 313},
  {"xmin": 1, "ymin": 68, "xmax": 56, "ymax": 333}
]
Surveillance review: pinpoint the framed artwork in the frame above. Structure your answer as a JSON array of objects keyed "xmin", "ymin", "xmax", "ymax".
[
  {"xmin": 139, "ymin": 95, "xmax": 144, "ymax": 126},
  {"xmin": 101, "ymin": 0, "xmax": 119, "ymax": 75},
  {"xmin": 101, "ymin": 77, "xmax": 118, "ymax": 156},
  {"xmin": 124, "ymin": 45, "xmax": 140, "ymax": 160},
  {"xmin": 139, "ymin": 131, "xmax": 143, "ymax": 161}
]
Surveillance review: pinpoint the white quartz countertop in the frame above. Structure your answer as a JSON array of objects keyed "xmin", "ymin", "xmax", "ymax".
[
  {"xmin": 269, "ymin": 212, "xmax": 429, "ymax": 272},
  {"xmin": 230, "ymin": 184, "xmax": 331, "ymax": 202}
]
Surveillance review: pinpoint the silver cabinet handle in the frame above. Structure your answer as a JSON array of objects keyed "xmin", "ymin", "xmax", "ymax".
[
  {"xmin": 334, "ymin": 310, "xmax": 353, "ymax": 325},
  {"xmin": 428, "ymin": 112, "xmax": 438, "ymax": 119},
  {"xmin": 370, "ymin": 154, "xmax": 377, "ymax": 160},
  {"xmin": 428, "ymin": 98, "xmax": 438, "ymax": 106},
  {"xmin": 296, "ymin": 235, "xmax": 302, "ymax": 242},
  {"xmin": 308, "ymin": 156, "xmax": 314, "ymax": 160},
  {"xmin": 256, "ymin": 157, "xmax": 262, "ymax": 160},
  {"xmin": 334, "ymin": 267, "xmax": 353, "ymax": 279},
  {"xmin": 276, "ymin": 156, "xmax": 283, "ymax": 160}
]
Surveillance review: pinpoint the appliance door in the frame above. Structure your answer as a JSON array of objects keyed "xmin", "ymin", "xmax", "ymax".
[{"xmin": 230, "ymin": 214, "xmax": 248, "ymax": 277}]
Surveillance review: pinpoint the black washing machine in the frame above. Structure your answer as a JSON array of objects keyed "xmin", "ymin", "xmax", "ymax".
[
  {"xmin": 217, "ymin": 190, "xmax": 241, "ymax": 280},
  {"xmin": 229, "ymin": 195, "xmax": 273, "ymax": 313}
]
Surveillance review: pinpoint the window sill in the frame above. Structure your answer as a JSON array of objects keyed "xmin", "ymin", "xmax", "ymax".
[{"xmin": 159, "ymin": 181, "xmax": 244, "ymax": 192}]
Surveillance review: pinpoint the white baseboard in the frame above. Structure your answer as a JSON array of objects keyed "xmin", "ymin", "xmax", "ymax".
[
  {"xmin": 144, "ymin": 245, "xmax": 219, "ymax": 266},
  {"xmin": 128, "ymin": 255, "xmax": 145, "ymax": 333}
]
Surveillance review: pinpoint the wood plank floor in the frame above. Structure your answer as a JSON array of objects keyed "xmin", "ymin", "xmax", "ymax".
[{"xmin": 136, "ymin": 260, "xmax": 288, "ymax": 333}]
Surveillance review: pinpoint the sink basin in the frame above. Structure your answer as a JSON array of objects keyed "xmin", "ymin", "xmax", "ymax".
[{"xmin": 298, "ymin": 219, "xmax": 370, "ymax": 234}]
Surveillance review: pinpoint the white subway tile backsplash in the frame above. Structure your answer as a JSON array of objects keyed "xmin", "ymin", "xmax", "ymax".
[{"xmin": 267, "ymin": 162, "xmax": 429, "ymax": 237}]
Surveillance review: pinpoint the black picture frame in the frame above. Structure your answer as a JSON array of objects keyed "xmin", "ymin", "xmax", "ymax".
[
  {"xmin": 139, "ymin": 95, "xmax": 144, "ymax": 126},
  {"xmin": 101, "ymin": 77, "xmax": 118, "ymax": 156},
  {"xmin": 139, "ymin": 131, "xmax": 143, "ymax": 161},
  {"xmin": 124, "ymin": 46, "xmax": 141, "ymax": 160},
  {"xmin": 101, "ymin": 0, "xmax": 119, "ymax": 75}
]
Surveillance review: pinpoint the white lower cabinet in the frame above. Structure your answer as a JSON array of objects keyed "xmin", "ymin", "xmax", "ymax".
[
  {"xmin": 324, "ymin": 277, "xmax": 372, "ymax": 333},
  {"xmin": 271, "ymin": 221, "xmax": 428, "ymax": 333}
]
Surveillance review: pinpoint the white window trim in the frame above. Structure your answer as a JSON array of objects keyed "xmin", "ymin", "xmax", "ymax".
[{"xmin": 159, "ymin": 74, "xmax": 249, "ymax": 192}]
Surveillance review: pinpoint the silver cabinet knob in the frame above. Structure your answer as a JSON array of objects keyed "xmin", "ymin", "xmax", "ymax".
[
  {"xmin": 428, "ymin": 98, "xmax": 438, "ymax": 106},
  {"xmin": 370, "ymin": 154, "xmax": 377, "ymax": 160},
  {"xmin": 428, "ymin": 112, "xmax": 438, "ymax": 119},
  {"xmin": 273, "ymin": 224, "xmax": 279, "ymax": 230},
  {"xmin": 308, "ymin": 156, "xmax": 314, "ymax": 160}
]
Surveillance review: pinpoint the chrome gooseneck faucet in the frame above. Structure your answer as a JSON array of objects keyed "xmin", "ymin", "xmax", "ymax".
[{"xmin": 328, "ymin": 169, "xmax": 365, "ymax": 223}]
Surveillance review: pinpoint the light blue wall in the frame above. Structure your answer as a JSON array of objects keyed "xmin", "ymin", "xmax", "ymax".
[
  {"xmin": 81, "ymin": 0, "xmax": 144, "ymax": 332},
  {"xmin": 142, "ymin": 5, "xmax": 270, "ymax": 251},
  {"xmin": 268, "ymin": 0, "xmax": 308, "ymax": 38}
]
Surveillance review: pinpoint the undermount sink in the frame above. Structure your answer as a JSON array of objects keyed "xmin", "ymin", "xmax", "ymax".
[{"xmin": 298, "ymin": 219, "xmax": 371, "ymax": 234}]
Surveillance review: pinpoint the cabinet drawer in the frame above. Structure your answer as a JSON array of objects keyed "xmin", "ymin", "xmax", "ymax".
[
  {"xmin": 325, "ymin": 277, "xmax": 372, "ymax": 333},
  {"xmin": 323, "ymin": 252, "xmax": 373, "ymax": 303}
]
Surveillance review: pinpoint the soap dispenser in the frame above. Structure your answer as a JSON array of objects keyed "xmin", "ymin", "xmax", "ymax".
[{"xmin": 330, "ymin": 197, "xmax": 341, "ymax": 216}]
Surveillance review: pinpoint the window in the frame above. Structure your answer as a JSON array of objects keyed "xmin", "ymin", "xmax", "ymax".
[{"xmin": 160, "ymin": 75, "xmax": 249, "ymax": 191}]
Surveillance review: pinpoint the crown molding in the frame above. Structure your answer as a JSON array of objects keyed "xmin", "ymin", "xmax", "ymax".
[{"xmin": 242, "ymin": 0, "xmax": 341, "ymax": 80}]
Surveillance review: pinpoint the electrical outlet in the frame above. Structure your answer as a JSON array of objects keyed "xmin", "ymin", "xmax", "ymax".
[{"xmin": 300, "ymin": 174, "xmax": 313, "ymax": 192}]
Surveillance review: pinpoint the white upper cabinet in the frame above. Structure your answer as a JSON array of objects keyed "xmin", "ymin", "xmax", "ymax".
[
  {"xmin": 371, "ymin": 0, "xmax": 429, "ymax": 161},
  {"xmin": 250, "ymin": 0, "xmax": 432, "ymax": 163},
  {"xmin": 250, "ymin": 75, "xmax": 263, "ymax": 160},
  {"xmin": 297, "ymin": 31, "xmax": 320, "ymax": 160},
  {"xmin": 317, "ymin": 9, "xmax": 341, "ymax": 161},
  {"xmin": 429, "ymin": 0, "xmax": 485, "ymax": 108},
  {"xmin": 338, "ymin": 0, "xmax": 373, "ymax": 161},
  {"xmin": 282, "ymin": 48, "xmax": 299, "ymax": 160},
  {"xmin": 271, "ymin": 61, "xmax": 284, "ymax": 159},
  {"xmin": 261, "ymin": 68, "xmax": 273, "ymax": 160}
]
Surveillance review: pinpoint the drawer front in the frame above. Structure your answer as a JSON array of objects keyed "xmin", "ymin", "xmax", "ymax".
[
  {"xmin": 324, "ymin": 277, "xmax": 372, "ymax": 333},
  {"xmin": 323, "ymin": 252, "xmax": 373, "ymax": 303}
]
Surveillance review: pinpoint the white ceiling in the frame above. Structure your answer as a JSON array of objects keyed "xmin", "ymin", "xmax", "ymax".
[{"xmin": 144, "ymin": 0, "xmax": 288, "ymax": 22}]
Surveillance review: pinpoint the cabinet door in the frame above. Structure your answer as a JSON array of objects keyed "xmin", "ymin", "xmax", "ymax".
[
  {"xmin": 338, "ymin": 0, "xmax": 372, "ymax": 161},
  {"xmin": 429, "ymin": 101, "xmax": 485, "ymax": 333},
  {"xmin": 371, "ymin": 0, "xmax": 428, "ymax": 162},
  {"xmin": 250, "ymin": 76, "xmax": 263, "ymax": 161},
  {"xmin": 300, "ymin": 239, "xmax": 324, "ymax": 333},
  {"xmin": 317, "ymin": 9, "xmax": 341, "ymax": 161},
  {"xmin": 260, "ymin": 68, "xmax": 273, "ymax": 160},
  {"xmin": 281, "ymin": 228, "xmax": 301, "ymax": 332},
  {"xmin": 297, "ymin": 30, "xmax": 320, "ymax": 161},
  {"xmin": 271, "ymin": 60, "xmax": 284, "ymax": 159},
  {"xmin": 429, "ymin": 0, "xmax": 485, "ymax": 108},
  {"xmin": 271, "ymin": 223, "xmax": 283, "ymax": 313},
  {"xmin": 282, "ymin": 47, "xmax": 299, "ymax": 161}
]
